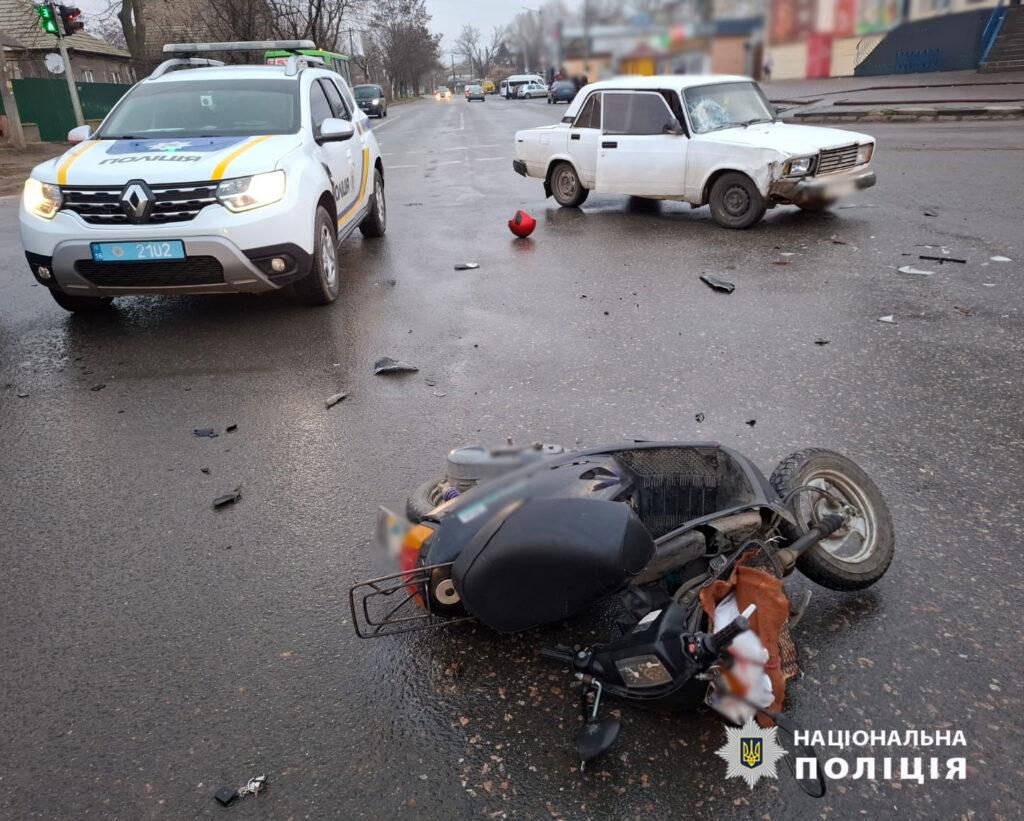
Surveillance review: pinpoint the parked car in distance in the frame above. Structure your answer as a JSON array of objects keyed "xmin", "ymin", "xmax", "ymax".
[
  {"xmin": 516, "ymin": 82, "xmax": 548, "ymax": 99},
  {"xmin": 435, "ymin": 86, "xmax": 452, "ymax": 100},
  {"xmin": 504, "ymin": 74, "xmax": 544, "ymax": 99},
  {"xmin": 512, "ymin": 75, "xmax": 877, "ymax": 229},
  {"xmin": 465, "ymin": 84, "xmax": 486, "ymax": 102},
  {"xmin": 354, "ymin": 83, "xmax": 387, "ymax": 117},
  {"xmin": 548, "ymin": 80, "xmax": 576, "ymax": 104}
]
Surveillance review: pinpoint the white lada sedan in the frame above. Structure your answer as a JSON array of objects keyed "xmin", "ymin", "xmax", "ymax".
[{"xmin": 512, "ymin": 75, "xmax": 876, "ymax": 229}]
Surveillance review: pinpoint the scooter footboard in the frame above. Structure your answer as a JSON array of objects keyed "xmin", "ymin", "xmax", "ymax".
[{"xmin": 348, "ymin": 562, "xmax": 472, "ymax": 638}]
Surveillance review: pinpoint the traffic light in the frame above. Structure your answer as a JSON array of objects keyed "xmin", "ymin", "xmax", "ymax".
[
  {"xmin": 58, "ymin": 4, "xmax": 84, "ymax": 36},
  {"xmin": 34, "ymin": 4, "xmax": 59, "ymax": 35}
]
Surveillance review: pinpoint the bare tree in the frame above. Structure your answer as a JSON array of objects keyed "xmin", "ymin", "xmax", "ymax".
[
  {"xmin": 506, "ymin": 10, "xmax": 543, "ymax": 72},
  {"xmin": 455, "ymin": 24, "xmax": 503, "ymax": 79},
  {"xmin": 369, "ymin": 0, "xmax": 441, "ymax": 97}
]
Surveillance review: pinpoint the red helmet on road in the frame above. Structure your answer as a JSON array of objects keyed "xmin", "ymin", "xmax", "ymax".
[{"xmin": 508, "ymin": 210, "xmax": 536, "ymax": 238}]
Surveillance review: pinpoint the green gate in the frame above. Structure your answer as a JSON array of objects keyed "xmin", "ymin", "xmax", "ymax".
[{"xmin": 0, "ymin": 79, "xmax": 132, "ymax": 142}]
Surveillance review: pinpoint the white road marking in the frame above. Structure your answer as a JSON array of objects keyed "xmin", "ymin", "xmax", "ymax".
[
  {"xmin": 435, "ymin": 160, "xmax": 462, "ymax": 166},
  {"xmin": 370, "ymin": 114, "xmax": 401, "ymax": 131},
  {"xmin": 472, "ymin": 156, "xmax": 506, "ymax": 161},
  {"xmin": 459, "ymin": 112, "xmax": 465, "ymax": 131},
  {"xmin": 386, "ymin": 164, "xmax": 417, "ymax": 169}
]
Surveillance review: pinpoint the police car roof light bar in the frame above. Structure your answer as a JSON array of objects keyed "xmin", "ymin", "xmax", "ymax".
[{"xmin": 162, "ymin": 40, "xmax": 317, "ymax": 54}]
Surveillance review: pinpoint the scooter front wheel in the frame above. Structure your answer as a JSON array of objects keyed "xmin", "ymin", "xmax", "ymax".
[{"xmin": 769, "ymin": 449, "xmax": 894, "ymax": 591}]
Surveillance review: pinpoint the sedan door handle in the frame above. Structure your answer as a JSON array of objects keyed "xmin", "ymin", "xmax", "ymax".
[
  {"xmin": 570, "ymin": 133, "xmax": 580, "ymax": 141},
  {"xmin": 602, "ymin": 141, "xmax": 617, "ymax": 148}
]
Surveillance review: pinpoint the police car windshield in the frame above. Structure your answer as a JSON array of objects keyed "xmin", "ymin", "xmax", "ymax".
[{"xmin": 98, "ymin": 79, "xmax": 301, "ymax": 139}]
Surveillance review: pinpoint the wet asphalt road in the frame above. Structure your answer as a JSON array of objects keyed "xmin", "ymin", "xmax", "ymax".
[{"xmin": 1, "ymin": 98, "xmax": 1023, "ymax": 820}]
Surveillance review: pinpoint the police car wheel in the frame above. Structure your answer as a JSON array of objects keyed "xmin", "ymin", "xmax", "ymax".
[
  {"xmin": 49, "ymin": 290, "xmax": 114, "ymax": 313},
  {"xmin": 295, "ymin": 206, "xmax": 340, "ymax": 306},
  {"xmin": 359, "ymin": 169, "xmax": 387, "ymax": 239}
]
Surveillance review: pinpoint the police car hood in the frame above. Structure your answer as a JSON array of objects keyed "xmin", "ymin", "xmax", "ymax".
[{"xmin": 40, "ymin": 134, "xmax": 303, "ymax": 186}]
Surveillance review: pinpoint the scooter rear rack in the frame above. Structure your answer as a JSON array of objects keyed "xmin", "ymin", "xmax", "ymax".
[{"xmin": 348, "ymin": 562, "xmax": 474, "ymax": 638}]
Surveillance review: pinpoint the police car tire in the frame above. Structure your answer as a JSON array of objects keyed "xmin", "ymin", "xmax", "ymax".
[
  {"xmin": 359, "ymin": 169, "xmax": 387, "ymax": 238},
  {"xmin": 709, "ymin": 172, "xmax": 767, "ymax": 229},
  {"xmin": 49, "ymin": 290, "xmax": 114, "ymax": 312},
  {"xmin": 295, "ymin": 206, "xmax": 340, "ymax": 306}
]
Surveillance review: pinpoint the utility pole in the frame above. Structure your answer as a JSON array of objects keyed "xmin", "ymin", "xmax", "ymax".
[
  {"xmin": 56, "ymin": 34, "xmax": 85, "ymax": 126},
  {"xmin": 0, "ymin": 38, "xmax": 26, "ymax": 148},
  {"xmin": 450, "ymin": 50, "xmax": 456, "ymax": 88}
]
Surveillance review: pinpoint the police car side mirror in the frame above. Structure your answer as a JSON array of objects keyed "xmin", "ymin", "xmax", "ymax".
[
  {"xmin": 318, "ymin": 118, "xmax": 355, "ymax": 144},
  {"xmin": 68, "ymin": 125, "xmax": 92, "ymax": 143}
]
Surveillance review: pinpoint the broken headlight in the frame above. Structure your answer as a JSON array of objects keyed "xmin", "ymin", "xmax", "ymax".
[
  {"xmin": 23, "ymin": 178, "xmax": 62, "ymax": 220},
  {"xmin": 782, "ymin": 156, "xmax": 815, "ymax": 177},
  {"xmin": 216, "ymin": 170, "xmax": 286, "ymax": 213},
  {"xmin": 856, "ymin": 143, "xmax": 874, "ymax": 165}
]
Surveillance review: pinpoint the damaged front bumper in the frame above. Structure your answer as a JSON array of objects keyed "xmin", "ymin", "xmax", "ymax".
[{"xmin": 770, "ymin": 167, "xmax": 876, "ymax": 206}]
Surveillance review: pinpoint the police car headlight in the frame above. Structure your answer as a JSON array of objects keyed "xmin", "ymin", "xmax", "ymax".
[
  {"xmin": 23, "ymin": 178, "xmax": 62, "ymax": 220},
  {"xmin": 216, "ymin": 170, "xmax": 286, "ymax": 212},
  {"xmin": 782, "ymin": 156, "xmax": 815, "ymax": 177}
]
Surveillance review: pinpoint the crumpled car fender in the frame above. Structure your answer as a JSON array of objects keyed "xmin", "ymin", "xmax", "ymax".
[{"xmin": 688, "ymin": 142, "xmax": 786, "ymax": 203}]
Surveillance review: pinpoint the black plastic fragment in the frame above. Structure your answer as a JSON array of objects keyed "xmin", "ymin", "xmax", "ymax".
[
  {"xmin": 226, "ymin": 424, "xmax": 238, "ymax": 433},
  {"xmin": 194, "ymin": 428, "xmax": 219, "ymax": 438},
  {"xmin": 695, "ymin": 412, "xmax": 705, "ymax": 423},
  {"xmin": 212, "ymin": 487, "xmax": 242, "ymax": 509},
  {"xmin": 700, "ymin": 275, "xmax": 735, "ymax": 294},
  {"xmin": 919, "ymin": 254, "xmax": 966, "ymax": 264},
  {"xmin": 374, "ymin": 357, "xmax": 419, "ymax": 375},
  {"xmin": 213, "ymin": 787, "xmax": 238, "ymax": 806}
]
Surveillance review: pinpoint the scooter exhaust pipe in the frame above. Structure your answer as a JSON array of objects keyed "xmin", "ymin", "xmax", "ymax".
[{"xmin": 775, "ymin": 512, "xmax": 847, "ymax": 575}]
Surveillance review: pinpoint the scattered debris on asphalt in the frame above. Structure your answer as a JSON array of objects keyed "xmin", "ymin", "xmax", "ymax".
[
  {"xmin": 212, "ymin": 487, "xmax": 242, "ymax": 509},
  {"xmin": 878, "ymin": 315, "xmax": 897, "ymax": 324},
  {"xmin": 897, "ymin": 265, "xmax": 934, "ymax": 276},
  {"xmin": 814, "ymin": 338, "xmax": 830, "ymax": 346},
  {"xmin": 424, "ymin": 378, "xmax": 436, "ymax": 386},
  {"xmin": 194, "ymin": 427, "xmax": 219, "ymax": 438},
  {"xmin": 699, "ymin": 275, "xmax": 735, "ymax": 294},
  {"xmin": 830, "ymin": 237, "xmax": 848, "ymax": 245},
  {"xmin": 226, "ymin": 423, "xmax": 238, "ymax": 433},
  {"xmin": 923, "ymin": 209, "xmax": 937, "ymax": 217},
  {"xmin": 374, "ymin": 357, "xmax": 419, "ymax": 375},
  {"xmin": 695, "ymin": 412, "xmax": 705, "ymax": 423},
  {"xmin": 91, "ymin": 383, "xmax": 106, "ymax": 392},
  {"xmin": 325, "ymin": 392, "xmax": 347, "ymax": 409},
  {"xmin": 214, "ymin": 774, "xmax": 266, "ymax": 806},
  {"xmin": 772, "ymin": 260, "xmax": 790, "ymax": 266},
  {"xmin": 746, "ymin": 419, "xmax": 756, "ymax": 428},
  {"xmin": 374, "ymin": 278, "xmax": 396, "ymax": 288},
  {"xmin": 454, "ymin": 262, "xmax": 480, "ymax": 270},
  {"xmin": 779, "ymin": 252, "xmax": 797, "ymax": 257},
  {"xmin": 837, "ymin": 203, "xmax": 877, "ymax": 209},
  {"xmin": 433, "ymin": 391, "xmax": 447, "ymax": 397},
  {"xmin": 919, "ymin": 254, "xmax": 965, "ymax": 264},
  {"xmin": 508, "ymin": 210, "xmax": 536, "ymax": 238},
  {"xmin": 990, "ymin": 255, "xmax": 1011, "ymax": 263},
  {"xmin": 954, "ymin": 306, "xmax": 974, "ymax": 316},
  {"xmin": 201, "ymin": 467, "xmax": 210, "ymax": 474}
]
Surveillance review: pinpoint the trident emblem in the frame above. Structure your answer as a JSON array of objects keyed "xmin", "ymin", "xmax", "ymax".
[{"xmin": 741, "ymin": 738, "xmax": 763, "ymax": 769}]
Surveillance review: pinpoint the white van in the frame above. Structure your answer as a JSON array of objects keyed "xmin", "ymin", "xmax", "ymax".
[{"xmin": 504, "ymin": 74, "xmax": 545, "ymax": 99}]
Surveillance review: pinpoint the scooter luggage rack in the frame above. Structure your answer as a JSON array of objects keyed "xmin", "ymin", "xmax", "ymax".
[{"xmin": 348, "ymin": 562, "xmax": 474, "ymax": 638}]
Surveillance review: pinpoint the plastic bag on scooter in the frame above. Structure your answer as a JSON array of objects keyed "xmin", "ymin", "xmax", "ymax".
[{"xmin": 706, "ymin": 593, "xmax": 773, "ymax": 725}]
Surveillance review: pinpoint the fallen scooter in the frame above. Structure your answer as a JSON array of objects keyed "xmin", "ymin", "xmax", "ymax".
[{"xmin": 350, "ymin": 440, "xmax": 894, "ymax": 782}]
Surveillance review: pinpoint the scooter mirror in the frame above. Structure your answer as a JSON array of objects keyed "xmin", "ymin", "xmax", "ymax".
[{"xmin": 575, "ymin": 719, "xmax": 621, "ymax": 763}]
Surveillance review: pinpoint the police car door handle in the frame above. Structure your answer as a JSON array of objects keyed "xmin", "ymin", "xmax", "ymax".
[{"xmin": 602, "ymin": 141, "xmax": 617, "ymax": 148}]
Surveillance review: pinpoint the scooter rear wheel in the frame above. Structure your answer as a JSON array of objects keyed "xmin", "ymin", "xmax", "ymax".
[{"xmin": 769, "ymin": 449, "xmax": 894, "ymax": 591}]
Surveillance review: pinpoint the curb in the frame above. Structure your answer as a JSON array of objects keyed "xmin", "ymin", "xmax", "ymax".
[{"xmin": 784, "ymin": 104, "xmax": 1024, "ymax": 122}]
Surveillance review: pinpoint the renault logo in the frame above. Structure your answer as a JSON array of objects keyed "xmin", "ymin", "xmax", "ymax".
[{"xmin": 120, "ymin": 181, "xmax": 151, "ymax": 222}]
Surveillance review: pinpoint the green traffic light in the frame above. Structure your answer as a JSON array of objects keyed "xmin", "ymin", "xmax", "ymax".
[{"xmin": 35, "ymin": 4, "xmax": 59, "ymax": 34}]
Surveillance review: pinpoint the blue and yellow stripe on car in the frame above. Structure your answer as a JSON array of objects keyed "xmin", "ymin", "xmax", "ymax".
[
  {"xmin": 212, "ymin": 135, "xmax": 273, "ymax": 180},
  {"xmin": 56, "ymin": 140, "xmax": 100, "ymax": 185},
  {"xmin": 337, "ymin": 147, "xmax": 371, "ymax": 227}
]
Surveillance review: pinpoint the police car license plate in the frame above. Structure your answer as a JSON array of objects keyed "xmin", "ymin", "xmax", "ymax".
[{"xmin": 91, "ymin": 240, "xmax": 186, "ymax": 262}]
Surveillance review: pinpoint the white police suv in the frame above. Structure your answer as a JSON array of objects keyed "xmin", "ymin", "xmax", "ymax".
[{"xmin": 20, "ymin": 41, "xmax": 386, "ymax": 311}]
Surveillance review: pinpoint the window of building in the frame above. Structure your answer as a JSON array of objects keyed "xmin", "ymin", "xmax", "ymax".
[{"xmin": 83, "ymin": 69, "xmax": 95, "ymax": 82}]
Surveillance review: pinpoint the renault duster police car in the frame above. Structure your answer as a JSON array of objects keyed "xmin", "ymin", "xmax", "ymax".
[
  {"xmin": 20, "ymin": 40, "xmax": 386, "ymax": 311},
  {"xmin": 512, "ymin": 75, "xmax": 876, "ymax": 229}
]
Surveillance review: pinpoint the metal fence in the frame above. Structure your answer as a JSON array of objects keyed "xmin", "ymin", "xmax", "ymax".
[{"xmin": 0, "ymin": 79, "xmax": 131, "ymax": 141}]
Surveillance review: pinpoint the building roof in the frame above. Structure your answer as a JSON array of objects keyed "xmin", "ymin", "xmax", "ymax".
[{"xmin": 0, "ymin": 0, "xmax": 130, "ymax": 58}]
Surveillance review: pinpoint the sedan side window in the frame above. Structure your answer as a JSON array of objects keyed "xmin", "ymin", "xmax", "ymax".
[
  {"xmin": 603, "ymin": 92, "xmax": 676, "ymax": 136},
  {"xmin": 320, "ymin": 78, "xmax": 350, "ymax": 120},
  {"xmin": 309, "ymin": 80, "xmax": 334, "ymax": 133},
  {"xmin": 573, "ymin": 93, "xmax": 601, "ymax": 129}
]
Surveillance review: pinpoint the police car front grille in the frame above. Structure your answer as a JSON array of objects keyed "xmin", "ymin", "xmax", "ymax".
[
  {"xmin": 816, "ymin": 144, "xmax": 859, "ymax": 175},
  {"xmin": 74, "ymin": 256, "xmax": 224, "ymax": 287},
  {"xmin": 61, "ymin": 182, "xmax": 219, "ymax": 225}
]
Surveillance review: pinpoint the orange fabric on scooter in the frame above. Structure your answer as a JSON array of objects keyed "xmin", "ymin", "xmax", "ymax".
[{"xmin": 700, "ymin": 557, "xmax": 791, "ymax": 726}]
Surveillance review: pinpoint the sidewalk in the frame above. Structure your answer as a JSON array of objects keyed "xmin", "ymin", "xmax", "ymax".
[{"xmin": 764, "ymin": 69, "xmax": 1024, "ymax": 122}]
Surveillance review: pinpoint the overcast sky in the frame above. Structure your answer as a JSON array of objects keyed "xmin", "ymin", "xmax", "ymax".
[{"xmin": 427, "ymin": 0, "xmax": 516, "ymax": 53}]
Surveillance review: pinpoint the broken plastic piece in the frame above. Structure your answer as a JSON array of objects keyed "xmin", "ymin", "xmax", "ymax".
[
  {"xmin": 878, "ymin": 315, "xmax": 896, "ymax": 324},
  {"xmin": 194, "ymin": 427, "xmax": 219, "ymax": 438},
  {"xmin": 91, "ymin": 384, "xmax": 106, "ymax": 392},
  {"xmin": 214, "ymin": 787, "xmax": 238, "ymax": 806},
  {"xmin": 700, "ymin": 275, "xmax": 735, "ymax": 294},
  {"xmin": 814, "ymin": 338, "xmax": 830, "ymax": 346},
  {"xmin": 746, "ymin": 419, "xmax": 756, "ymax": 428},
  {"xmin": 897, "ymin": 265, "xmax": 934, "ymax": 276},
  {"xmin": 325, "ymin": 392, "xmax": 347, "ymax": 408},
  {"xmin": 454, "ymin": 262, "xmax": 480, "ymax": 270},
  {"xmin": 226, "ymin": 423, "xmax": 238, "ymax": 433},
  {"xmin": 374, "ymin": 357, "xmax": 419, "ymax": 375},
  {"xmin": 16, "ymin": 390, "xmax": 28, "ymax": 398},
  {"xmin": 694, "ymin": 412, "xmax": 705, "ymax": 423},
  {"xmin": 919, "ymin": 254, "xmax": 965, "ymax": 264},
  {"xmin": 990, "ymin": 256, "xmax": 1011, "ymax": 263},
  {"xmin": 923, "ymin": 209, "xmax": 937, "ymax": 217},
  {"xmin": 212, "ymin": 487, "xmax": 242, "ymax": 509}
]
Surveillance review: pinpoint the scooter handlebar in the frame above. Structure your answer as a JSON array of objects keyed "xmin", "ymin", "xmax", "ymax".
[{"xmin": 705, "ymin": 614, "xmax": 750, "ymax": 656}]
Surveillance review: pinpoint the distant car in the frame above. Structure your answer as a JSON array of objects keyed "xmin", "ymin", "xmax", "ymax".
[
  {"xmin": 512, "ymin": 75, "xmax": 877, "ymax": 229},
  {"xmin": 548, "ymin": 80, "xmax": 576, "ymax": 104},
  {"xmin": 482, "ymin": 78, "xmax": 496, "ymax": 94},
  {"xmin": 354, "ymin": 83, "xmax": 387, "ymax": 117},
  {"xmin": 516, "ymin": 82, "xmax": 548, "ymax": 99},
  {"xmin": 435, "ymin": 86, "xmax": 452, "ymax": 100},
  {"xmin": 499, "ymin": 79, "xmax": 509, "ymax": 97},
  {"xmin": 465, "ymin": 84, "xmax": 485, "ymax": 102},
  {"xmin": 505, "ymin": 74, "xmax": 544, "ymax": 99}
]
